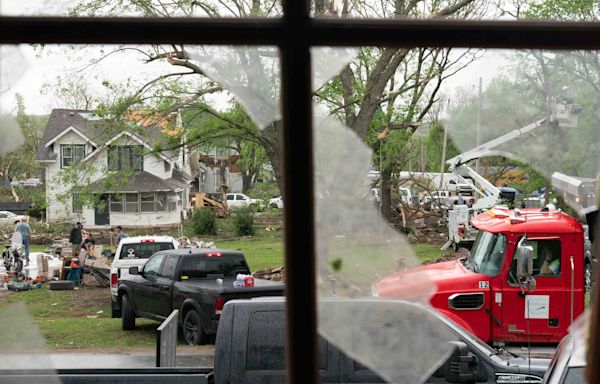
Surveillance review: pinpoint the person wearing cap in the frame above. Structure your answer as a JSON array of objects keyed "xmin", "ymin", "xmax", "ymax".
[{"xmin": 69, "ymin": 222, "xmax": 83, "ymax": 257}]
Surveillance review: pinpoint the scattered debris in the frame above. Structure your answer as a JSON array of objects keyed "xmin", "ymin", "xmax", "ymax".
[
  {"xmin": 177, "ymin": 237, "xmax": 215, "ymax": 249},
  {"xmin": 253, "ymin": 266, "xmax": 285, "ymax": 281}
]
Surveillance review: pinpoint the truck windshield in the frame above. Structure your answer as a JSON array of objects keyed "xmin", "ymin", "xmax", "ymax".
[{"xmin": 466, "ymin": 231, "xmax": 507, "ymax": 277}]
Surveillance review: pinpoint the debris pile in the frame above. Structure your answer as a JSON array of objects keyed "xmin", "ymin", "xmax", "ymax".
[
  {"xmin": 177, "ymin": 237, "xmax": 215, "ymax": 248},
  {"xmin": 253, "ymin": 266, "xmax": 285, "ymax": 281}
]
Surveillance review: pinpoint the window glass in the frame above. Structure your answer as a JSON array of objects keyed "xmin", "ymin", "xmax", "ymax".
[
  {"xmin": 465, "ymin": 231, "xmax": 507, "ymax": 278},
  {"xmin": 0, "ymin": 1, "xmax": 281, "ymax": 17},
  {"xmin": 125, "ymin": 193, "xmax": 139, "ymax": 213},
  {"xmin": 120, "ymin": 242, "xmax": 174, "ymax": 260},
  {"xmin": 236, "ymin": 195, "xmax": 245, "ymax": 200},
  {"xmin": 246, "ymin": 310, "xmax": 327, "ymax": 371},
  {"xmin": 72, "ymin": 192, "xmax": 82, "ymax": 213},
  {"xmin": 227, "ymin": 194, "xmax": 234, "ymax": 200},
  {"xmin": 108, "ymin": 145, "xmax": 143, "ymax": 171},
  {"xmin": 179, "ymin": 254, "xmax": 250, "ymax": 279},
  {"xmin": 155, "ymin": 192, "xmax": 167, "ymax": 211},
  {"xmin": 564, "ymin": 367, "xmax": 585, "ymax": 384},
  {"xmin": 141, "ymin": 192, "xmax": 155, "ymax": 212},
  {"xmin": 159, "ymin": 255, "xmax": 179, "ymax": 278},
  {"xmin": 109, "ymin": 193, "xmax": 123, "ymax": 213},
  {"xmin": 509, "ymin": 239, "xmax": 562, "ymax": 284},
  {"xmin": 0, "ymin": 213, "xmax": 6, "ymax": 219},
  {"xmin": 143, "ymin": 254, "xmax": 164, "ymax": 277},
  {"xmin": 61, "ymin": 144, "xmax": 85, "ymax": 168}
]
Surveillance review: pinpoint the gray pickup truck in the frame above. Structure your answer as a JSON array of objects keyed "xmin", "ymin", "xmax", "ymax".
[{"xmin": 213, "ymin": 297, "xmax": 550, "ymax": 384}]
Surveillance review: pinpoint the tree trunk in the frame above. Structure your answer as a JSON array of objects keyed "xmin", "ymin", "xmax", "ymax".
[
  {"xmin": 381, "ymin": 166, "xmax": 393, "ymax": 221},
  {"xmin": 261, "ymin": 121, "xmax": 284, "ymax": 194},
  {"xmin": 241, "ymin": 171, "xmax": 253, "ymax": 194}
]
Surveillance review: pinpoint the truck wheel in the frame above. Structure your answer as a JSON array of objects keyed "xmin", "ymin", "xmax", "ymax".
[
  {"xmin": 183, "ymin": 310, "xmax": 209, "ymax": 345},
  {"xmin": 121, "ymin": 295, "xmax": 136, "ymax": 330},
  {"xmin": 585, "ymin": 262, "xmax": 592, "ymax": 290}
]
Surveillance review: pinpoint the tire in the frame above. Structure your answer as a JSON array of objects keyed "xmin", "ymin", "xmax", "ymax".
[
  {"xmin": 183, "ymin": 309, "xmax": 209, "ymax": 345},
  {"xmin": 49, "ymin": 280, "xmax": 75, "ymax": 291},
  {"xmin": 121, "ymin": 294, "xmax": 136, "ymax": 330},
  {"xmin": 585, "ymin": 262, "xmax": 592, "ymax": 290},
  {"xmin": 452, "ymin": 241, "xmax": 459, "ymax": 253}
]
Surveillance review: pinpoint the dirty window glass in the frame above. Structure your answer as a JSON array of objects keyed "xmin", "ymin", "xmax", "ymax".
[
  {"xmin": 143, "ymin": 254, "xmax": 164, "ymax": 277},
  {"xmin": 246, "ymin": 310, "xmax": 327, "ymax": 371},
  {"xmin": 509, "ymin": 239, "xmax": 562, "ymax": 282},
  {"xmin": 0, "ymin": 0, "xmax": 282, "ymax": 17}
]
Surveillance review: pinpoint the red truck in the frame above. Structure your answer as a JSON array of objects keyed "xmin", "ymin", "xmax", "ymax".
[{"xmin": 374, "ymin": 206, "xmax": 585, "ymax": 344}]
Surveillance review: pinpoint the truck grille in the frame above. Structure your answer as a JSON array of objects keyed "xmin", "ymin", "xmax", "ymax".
[{"xmin": 448, "ymin": 293, "xmax": 484, "ymax": 310}]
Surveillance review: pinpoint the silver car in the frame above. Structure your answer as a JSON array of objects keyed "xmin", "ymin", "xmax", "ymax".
[{"xmin": 542, "ymin": 314, "xmax": 587, "ymax": 384}]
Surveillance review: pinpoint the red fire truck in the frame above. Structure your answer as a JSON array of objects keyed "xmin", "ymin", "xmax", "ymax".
[{"xmin": 374, "ymin": 205, "xmax": 585, "ymax": 344}]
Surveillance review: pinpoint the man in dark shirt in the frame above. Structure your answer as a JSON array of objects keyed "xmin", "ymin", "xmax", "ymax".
[{"xmin": 69, "ymin": 222, "xmax": 83, "ymax": 257}]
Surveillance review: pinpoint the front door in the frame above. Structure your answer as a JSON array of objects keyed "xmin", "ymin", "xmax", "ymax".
[
  {"xmin": 95, "ymin": 194, "xmax": 110, "ymax": 225},
  {"xmin": 500, "ymin": 237, "xmax": 567, "ymax": 343}
]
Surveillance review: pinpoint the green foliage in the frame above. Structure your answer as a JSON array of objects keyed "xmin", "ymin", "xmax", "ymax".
[
  {"xmin": 190, "ymin": 208, "xmax": 218, "ymax": 236},
  {"xmin": 232, "ymin": 207, "xmax": 256, "ymax": 237},
  {"xmin": 523, "ymin": 0, "xmax": 598, "ymax": 21},
  {"xmin": 246, "ymin": 180, "xmax": 280, "ymax": 202}
]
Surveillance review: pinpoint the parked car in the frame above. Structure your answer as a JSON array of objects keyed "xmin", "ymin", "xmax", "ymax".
[
  {"xmin": 116, "ymin": 248, "xmax": 284, "ymax": 344},
  {"xmin": 269, "ymin": 195, "xmax": 284, "ymax": 209},
  {"xmin": 225, "ymin": 193, "xmax": 264, "ymax": 209},
  {"xmin": 22, "ymin": 178, "xmax": 42, "ymax": 188},
  {"xmin": 0, "ymin": 211, "xmax": 25, "ymax": 226},
  {"xmin": 542, "ymin": 314, "xmax": 587, "ymax": 384},
  {"xmin": 110, "ymin": 235, "xmax": 179, "ymax": 318},
  {"xmin": 214, "ymin": 297, "xmax": 549, "ymax": 384}
]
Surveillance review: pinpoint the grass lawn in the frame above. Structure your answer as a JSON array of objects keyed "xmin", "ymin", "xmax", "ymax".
[
  {"xmin": 218, "ymin": 235, "xmax": 284, "ymax": 271},
  {"xmin": 0, "ymin": 287, "xmax": 214, "ymax": 351}
]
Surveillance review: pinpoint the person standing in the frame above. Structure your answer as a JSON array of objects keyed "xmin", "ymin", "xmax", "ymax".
[
  {"xmin": 14, "ymin": 218, "xmax": 31, "ymax": 265},
  {"xmin": 114, "ymin": 225, "xmax": 127, "ymax": 244},
  {"xmin": 69, "ymin": 222, "xmax": 83, "ymax": 257}
]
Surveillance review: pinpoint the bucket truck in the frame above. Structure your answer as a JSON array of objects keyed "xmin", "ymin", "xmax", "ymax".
[{"xmin": 441, "ymin": 98, "xmax": 582, "ymax": 251}]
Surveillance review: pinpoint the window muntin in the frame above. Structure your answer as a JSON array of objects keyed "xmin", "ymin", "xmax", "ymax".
[
  {"xmin": 124, "ymin": 193, "xmax": 139, "ymax": 213},
  {"xmin": 109, "ymin": 193, "xmax": 123, "ymax": 213},
  {"xmin": 61, "ymin": 144, "xmax": 85, "ymax": 168}
]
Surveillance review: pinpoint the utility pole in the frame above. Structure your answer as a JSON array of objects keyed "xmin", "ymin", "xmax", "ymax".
[
  {"xmin": 476, "ymin": 77, "xmax": 482, "ymax": 173},
  {"xmin": 439, "ymin": 123, "xmax": 448, "ymax": 190}
]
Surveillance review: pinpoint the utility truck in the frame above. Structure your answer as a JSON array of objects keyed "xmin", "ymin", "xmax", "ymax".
[
  {"xmin": 374, "ymin": 205, "xmax": 585, "ymax": 345},
  {"xmin": 442, "ymin": 98, "xmax": 581, "ymax": 251}
]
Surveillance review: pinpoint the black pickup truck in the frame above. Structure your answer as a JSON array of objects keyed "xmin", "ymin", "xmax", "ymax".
[{"xmin": 116, "ymin": 248, "xmax": 284, "ymax": 345}]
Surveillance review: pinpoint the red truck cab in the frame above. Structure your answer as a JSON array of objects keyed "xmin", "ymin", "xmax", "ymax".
[{"xmin": 374, "ymin": 206, "xmax": 585, "ymax": 344}]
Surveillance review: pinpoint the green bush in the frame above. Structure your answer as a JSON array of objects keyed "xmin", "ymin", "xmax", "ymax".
[
  {"xmin": 233, "ymin": 207, "xmax": 256, "ymax": 236},
  {"xmin": 190, "ymin": 208, "xmax": 218, "ymax": 236}
]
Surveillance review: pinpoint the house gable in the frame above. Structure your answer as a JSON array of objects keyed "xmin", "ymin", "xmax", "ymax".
[{"xmin": 44, "ymin": 126, "xmax": 98, "ymax": 148}]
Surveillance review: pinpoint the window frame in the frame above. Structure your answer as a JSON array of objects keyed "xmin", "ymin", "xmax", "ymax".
[
  {"xmin": 72, "ymin": 192, "xmax": 83, "ymax": 213},
  {"xmin": 108, "ymin": 145, "xmax": 143, "ymax": 172},
  {"xmin": 60, "ymin": 144, "xmax": 85, "ymax": 168},
  {"xmin": 4, "ymin": 7, "xmax": 600, "ymax": 383}
]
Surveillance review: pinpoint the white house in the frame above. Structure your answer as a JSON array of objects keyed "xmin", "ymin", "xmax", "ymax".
[{"xmin": 36, "ymin": 109, "xmax": 192, "ymax": 227}]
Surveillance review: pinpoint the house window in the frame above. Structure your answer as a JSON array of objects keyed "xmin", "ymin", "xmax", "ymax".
[
  {"xmin": 61, "ymin": 145, "xmax": 85, "ymax": 168},
  {"xmin": 109, "ymin": 194, "xmax": 123, "ymax": 213},
  {"xmin": 155, "ymin": 192, "xmax": 167, "ymax": 211},
  {"xmin": 141, "ymin": 192, "xmax": 155, "ymax": 212},
  {"xmin": 125, "ymin": 193, "xmax": 139, "ymax": 213},
  {"xmin": 72, "ymin": 192, "xmax": 83, "ymax": 213},
  {"xmin": 108, "ymin": 145, "xmax": 143, "ymax": 172}
]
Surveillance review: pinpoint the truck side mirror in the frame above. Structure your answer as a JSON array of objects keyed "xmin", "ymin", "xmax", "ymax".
[
  {"xmin": 129, "ymin": 266, "xmax": 139, "ymax": 275},
  {"xmin": 516, "ymin": 240, "xmax": 534, "ymax": 277},
  {"xmin": 442, "ymin": 341, "xmax": 478, "ymax": 383}
]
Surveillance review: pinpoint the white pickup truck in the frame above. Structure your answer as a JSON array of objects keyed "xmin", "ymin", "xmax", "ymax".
[{"xmin": 110, "ymin": 236, "xmax": 179, "ymax": 317}]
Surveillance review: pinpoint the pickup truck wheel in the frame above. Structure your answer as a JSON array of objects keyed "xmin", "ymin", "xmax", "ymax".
[
  {"xmin": 121, "ymin": 295, "xmax": 136, "ymax": 330},
  {"xmin": 585, "ymin": 262, "xmax": 592, "ymax": 290},
  {"xmin": 183, "ymin": 310, "xmax": 208, "ymax": 345}
]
